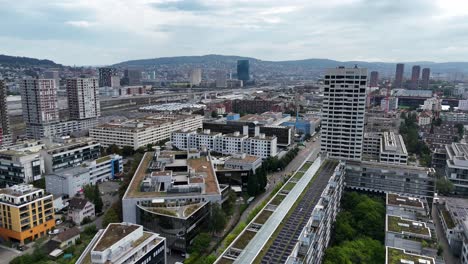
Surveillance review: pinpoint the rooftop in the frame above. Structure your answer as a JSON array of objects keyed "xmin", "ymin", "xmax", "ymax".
[
  {"xmin": 387, "ymin": 193, "xmax": 424, "ymax": 209},
  {"xmin": 386, "ymin": 247, "xmax": 435, "ymax": 264},
  {"xmin": 225, "ymin": 155, "xmax": 261, "ymax": 164},
  {"xmin": 93, "ymin": 115, "xmax": 202, "ymax": 132},
  {"xmin": 94, "ymin": 223, "xmax": 140, "ymax": 251},
  {"xmin": 0, "ymin": 184, "xmax": 42, "ymax": 197},
  {"xmin": 387, "ymin": 215, "xmax": 431, "ymax": 237}
]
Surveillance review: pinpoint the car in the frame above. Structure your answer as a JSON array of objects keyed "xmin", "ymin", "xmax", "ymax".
[
  {"xmin": 18, "ymin": 246, "xmax": 25, "ymax": 251},
  {"xmin": 55, "ymin": 219, "xmax": 62, "ymax": 225},
  {"xmin": 48, "ymin": 229, "xmax": 60, "ymax": 235}
]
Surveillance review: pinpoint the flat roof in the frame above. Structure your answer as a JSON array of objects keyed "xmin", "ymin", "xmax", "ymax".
[
  {"xmin": 387, "ymin": 193, "xmax": 424, "ymax": 209},
  {"xmin": 94, "ymin": 223, "xmax": 140, "ymax": 251},
  {"xmin": 386, "ymin": 247, "xmax": 435, "ymax": 264}
]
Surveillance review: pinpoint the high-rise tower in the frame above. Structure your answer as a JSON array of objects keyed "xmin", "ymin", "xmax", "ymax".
[
  {"xmin": 237, "ymin": 60, "xmax": 250, "ymax": 84},
  {"xmin": 421, "ymin": 68, "xmax": 430, "ymax": 89},
  {"xmin": 0, "ymin": 79, "xmax": 11, "ymax": 147},
  {"xmin": 98, "ymin": 67, "xmax": 117, "ymax": 87},
  {"xmin": 67, "ymin": 78, "xmax": 100, "ymax": 120},
  {"xmin": 410, "ymin": 65, "xmax": 421, "ymax": 89},
  {"xmin": 321, "ymin": 66, "xmax": 367, "ymax": 161},
  {"xmin": 394, "ymin": 63, "xmax": 404, "ymax": 88}
]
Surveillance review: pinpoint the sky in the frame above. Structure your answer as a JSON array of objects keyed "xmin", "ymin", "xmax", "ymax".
[{"xmin": 1, "ymin": 0, "xmax": 468, "ymax": 65}]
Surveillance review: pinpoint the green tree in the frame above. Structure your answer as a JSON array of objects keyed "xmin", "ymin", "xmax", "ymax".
[
  {"xmin": 106, "ymin": 144, "xmax": 122, "ymax": 155},
  {"xmin": 102, "ymin": 207, "xmax": 119, "ymax": 227},
  {"xmin": 437, "ymin": 178, "xmax": 454, "ymax": 195},
  {"xmin": 190, "ymin": 232, "xmax": 211, "ymax": 254},
  {"xmin": 210, "ymin": 204, "xmax": 227, "ymax": 233},
  {"xmin": 323, "ymin": 238, "xmax": 385, "ymax": 264},
  {"xmin": 456, "ymin": 123, "xmax": 464, "ymax": 139},
  {"xmin": 122, "ymin": 146, "xmax": 135, "ymax": 157},
  {"xmin": 247, "ymin": 172, "xmax": 259, "ymax": 196},
  {"xmin": 94, "ymin": 184, "xmax": 103, "ymax": 214},
  {"xmin": 83, "ymin": 185, "xmax": 96, "ymax": 202}
]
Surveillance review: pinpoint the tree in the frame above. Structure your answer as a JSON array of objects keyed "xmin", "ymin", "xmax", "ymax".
[
  {"xmin": 122, "ymin": 146, "xmax": 135, "ymax": 157},
  {"xmin": 323, "ymin": 238, "xmax": 385, "ymax": 264},
  {"xmin": 247, "ymin": 173, "xmax": 259, "ymax": 196},
  {"xmin": 102, "ymin": 207, "xmax": 119, "ymax": 227},
  {"xmin": 106, "ymin": 144, "xmax": 121, "ymax": 155},
  {"xmin": 190, "ymin": 232, "xmax": 211, "ymax": 254},
  {"xmin": 94, "ymin": 184, "xmax": 103, "ymax": 214},
  {"xmin": 433, "ymin": 118, "xmax": 442, "ymax": 126},
  {"xmin": 456, "ymin": 123, "xmax": 465, "ymax": 139},
  {"xmin": 211, "ymin": 111, "xmax": 218, "ymax": 118},
  {"xmin": 210, "ymin": 204, "xmax": 227, "ymax": 233},
  {"xmin": 437, "ymin": 178, "xmax": 454, "ymax": 195},
  {"xmin": 83, "ymin": 185, "xmax": 96, "ymax": 202}
]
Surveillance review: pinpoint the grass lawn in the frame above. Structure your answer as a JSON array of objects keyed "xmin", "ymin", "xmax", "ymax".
[
  {"xmin": 292, "ymin": 172, "xmax": 305, "ymax": 180},
  {"xmin": 282, "ymin": 182, "xmax": 296, "ymax": 191},
  {"xmin": 387, "ymin": 215, "xmax": 430, "ymax": 236},
  {"xmin": 269, "ymin": 194, "xmax": 286, "ymax": 206},
  {"xmin": 300, "ymin": 162, "xmax": 312, "ymax": 171},
  {"xmin": 441, "ymin": 208, "xmax": 456, "ymax": 229}
]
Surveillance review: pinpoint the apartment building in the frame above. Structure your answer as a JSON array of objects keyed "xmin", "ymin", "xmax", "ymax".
[
  {"xmin": 321, "ymin": 66, "xmax": 367, "ymax": 161},
  {"xmin": 379, "ymin": 132, "xmax": 408, "ymax": 165},
  {"xmin": 76, "ymin": 223, "xmax": 166, "ymax": 264},
  {"xmin": 98, "ymin": 67, "xmax": 117, "ymax": 88},
  {"xmin": 0, "ymin": 184, "xmax": 55, "ymax": 245},
  {"xmin": 172, "ymin": 129, "xmax": 277, "ymax": 158},
  {"xmin": 90, "ymin": 115, "xmax": 203, "ymax": 149},
  {"xmin": 68, "ymin": 197, "xmax": 95, "ymax": 225},
  {"xmin": 0, "ymin": 149, "xmax": 44, "ymax": 187},
  {"xmin": 0, "ymin": 79, "xmax": 12, "ymax": 147},
  {"xmin": 445, "ymin": 142, "xmax": 468, "ymax": 195},
  {"xmin": 441, "ymin": 112, "xmax": 468, "ymax": 123},
  {"xmin": 46, "ymin": 166, "xmax": 90, "ymax": 198},
  {"xmin": 66, "ymin": 78, "xmax": 100, "ymax": 121}
]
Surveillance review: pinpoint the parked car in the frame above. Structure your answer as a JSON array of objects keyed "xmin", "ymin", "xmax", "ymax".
[
  {"xmin": 48, "ymin": 229, "xmax": 60, "ymax": 235},
  {"xmin": 55, "ymin": 219, "xmax": 63, "ymax": 225}
]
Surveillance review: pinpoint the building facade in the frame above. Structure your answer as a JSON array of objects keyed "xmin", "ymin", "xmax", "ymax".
[
  {"xmin": 394, "ymin": 63, "xmax": 404, "ymax": 88},
  {"xmin": 68, "ymin": 197, "xmax": 95, "ymax": 225},
  {"xmin": 190, "ymin": 68, "xmax": 202, "ymax": 86},
  {"xmin": 410, "ymin": 65, "xmax": 421, "ymax": 89},
  {"xmin": 66, "ymin": 78, "xmax": 100, "ymax": 121},
  {"xmin": 0, "ymin": 79, "xmax": 11, "ymax": 147},
  {"xmin": 237, "ymin": 60, "xmax": 250, "ymax": 83},
  {"xmin": 46, "ymin": 166, "xmax": 90, "ymax": 198},
  {"xmin": 0, "ymin": 149, "xmax": 44, "ymax": 187},
  {"xmin": 321, "ymin": 66, "xmax": 367, "ymax": 161},
  {"xmin": 0, "ymin": 184, "xmax": 55, "ymax": 245},
  {"xmin": 421, "ymin": 68, "xmax": 431, "ymax": 89},
  {"xmin": 370, "ymin": 71, "xmax": 379, "ymax": 87},
  {"xmin": 98, "ymin": 67, "xmax": 117, "ymax": 87}
]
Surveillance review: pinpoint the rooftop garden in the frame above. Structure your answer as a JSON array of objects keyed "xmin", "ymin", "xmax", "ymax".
[
  {"xmin": 96, "ymin": 155, "xmax": 112, "ymax": 164},
  {"xmin": 184, "ymin": 204, "xmax": 201, "ymax": 217},
  {"xmin": 149, "ymin": 207, "xmax": 178, "ymax": 217},
  {"xmin": 441, "ymin": 208, "xmax": 456, "ymax": 229},
  {"xmin": 387, "ymin": 194, "xmax": 423, "ymax": 208},
  {"xmin": 300, "ymin": 162, "xmax": 313, "ymax": 171},
  {"xmin": 387, "ymin": 215, "xmax": 430, "ymax": 236},
  {"xmin": 254, "ymin": 210, "xmax": 273, "ymax": 225},
  {"xmin": 232, "ymin": 230, "xmax": 257, "ymax": 250},
  {"xmin": 269, "ymin": 194, "xmax": 286, "ymax": 206},
  {"xmin": 387, "ymin": 247, "xmax": 434, "ymax": 264},
  {"xmin": 282, "ymin": 182, "xmax": 296, "ymax": 191},
  {"xmin": 292, "ymin": 171, "xmax": 305, "ymax": 181}
]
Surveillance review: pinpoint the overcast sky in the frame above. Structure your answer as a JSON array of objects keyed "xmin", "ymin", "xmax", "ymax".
[{"xmin": 1, "ymin": 0, "xmax": 468, "ymax": 65}]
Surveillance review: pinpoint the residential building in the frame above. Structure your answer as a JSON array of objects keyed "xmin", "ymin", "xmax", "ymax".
[
  {"xmin": 232, "ymin": 99, "xmax": 286, "ymax": 114},
  {"xmin": 365, "ymin": 111, "xmax": 401, "ymax": 133},
  {"xmin": 237, "ymin": 60, "xmax": 250, "ymax": 83},
  {"xmin": 321, "ymin": 66, "xmax": 367, "ymax": 161},
  {"xmin": 421, "ymin": 97, "xmax": 442, "ymax": 112},
  {"xmin": 224, "ymin": 153, "xmax": 262, "ymax": 173},
  {"xmin": 379, "ymin": 132, "xmax": 408, "ymax": 164},
  {"xmin": 76, "ymin": 223, "xmax": 166, "ymax": 264},
  {"xmin": 370, "ymin": 71, "xmax": 379, "ymax": 87},
  {"xmin": 286, "ymin": 161, "xmax": 345, "ymax": 263},
  {"xmin": 171, "ymin": 129, "xmax": 277, "ymax": 158},
  {"xmin": 0, "ymin": 79, "xmax": 12, "ymax": 147},
  {"xmin": 98, "ymin": 67, "xmax": 117, "ymax": 87},
  {"xmin": 394, "ymin": 63, "xmax": 404, "ymax": 88},
  {"xmin": 68, "ymin": 197, "xmax": 95, "ymax": 225},
  {"xmin": 422, "ymin": 68, "xmax": 431, "ymax": 89},
  {"xmin": 345, "ymin": 161, "xmax": 436, "ymax": 197},
  {"xmin": 418, "ymin": 111, "xmax": 433, "ymax": 126},
  {"xmin": 410, "ymin": 65, "xmax": 421, "ymax": 89},
  {"xmin": 123, "ymin": 69, "xmax": 142, "ymax": 86},
  {"xmin": 90, "ymin": 115, "xmax": 203, "ymax": 149},
  {"xmin": 380, "ymin": 97, "xmax": 399, "ymax": 112},
  {"xmin": 445, "ymin": 143, "xmax": 468, "ymax": 195},
  {"xmin": 190, "ymin": 68, "xmax": 202, "ymax": 86},
  {"xmin": 45, "ymin": 166, "xmax": 90, "ymax": 198},
  {"xmin": 20, "ymin": 79, "xmax": 59, "ymax": 139},
  {"xmin": 53, "ymin": 227, "xmax": 80, "ymax": 249},
  {"xmin": 0, "ymin": 184, "xmax": 55, "ymax": 245},
  {"xmin": 122, "ymin": 150, "xmax": 228, "ymax": 252},
  {"xmin": 66, "ymin": 78, "xmax": 100, "ymax": 121},
  {"xmin": 441, "ymin": 112, "xmax": 468, "ymax": 123},
  {"xmin": 459, "ymin": 99, "xmax": 468, "ymax": 111}
]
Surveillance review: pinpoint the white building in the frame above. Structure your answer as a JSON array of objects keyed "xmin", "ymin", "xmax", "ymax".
[
  {"xmin": 321, "ymin": 66, "xmax": 367, "ymax": 161},
  {"xmin": 445, "ymin": 143, "xmax": 468, "ymax": 195},
  {"xmin": 418, "ymin": 112, "xmax": 433, "ymax": 126},
  {"xmin": 76, "ymin": 223, "xmax": 166, "ymax": 264},
  {"xmin": 172, "ymin": 129, "xmax": 277, "ymax": 158},
  {"xmin": 0, "ymin": 148, "xmax": 44, "ymax": 187},
  {"xmin": 190, "ymin": 68, "xmax": 202, "ymax": 86},
  {"xmin": 90, "ymin": 115, "xmax": 203, "ymax": 149},
  {"xmin": 68, "ymin": 197, "xmax": 95, "ymax": 225},
  {"xmin": 421, "ymin": 97, "xmax": 442, "ymax": 112},
  {"xmin": 380, "ymin": 97, "xmax": 399, "ymax": 112},
  {"xmin": 46, "ymin": 166, "xmax": 90, "ymax": 197},
  {"xmin": 458, "ymin": 100, "xmax": 468, "ymax": 111},
  {"xmin": 66, "ymin": 78, "xmax": 100, "ymax": 121},
  {"xmin": 215, "ymin": 70, "xmax": 227, "ymax": 88},
  {"xmin": 380, "ymin": 132, "xmax": 408, "ymax": 165},
  {"xmin": 441, "ymin": 112, "xmax": 468, "ymax": 123},
  {"xmin": 224, "ymin": 153, "xmax": 262, "ymax": 173}
]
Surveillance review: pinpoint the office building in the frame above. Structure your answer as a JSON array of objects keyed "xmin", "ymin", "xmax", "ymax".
[
  {"xmin": 441, "ymin": 112, "xmax": 468, "ymax": 123},
  {"xmin": 190, "ymin": 68, "xmax": 202, "ymax": 86},
  {"xmin": 394, "ymin": 63, "xmax": 404, "ymax": 88},
  {"xmin": 237, "ymin": 60, "xmax": 250, "ymax": 83},
  {"xmin": 224, "ymin": 153, "xmax": 262, "ymax": 173},
  {"xmin": 76, "ymin": 223, "xmax": 166, "ymax": 264},
  {"xmin": 363, "ymin": 131, "xmax": 408, "ymax": 164},
  {"xmin": 370, "ymin": 71, "xmax": 379, "ymax": 87},
  {"xmin": 321, "ymin": 66, "xmax": 367, "ymax": 161},
  {"xmin": 345, "ymin": 161, "xmax": 436, "ymax": 197},
  {"xmin": 422, "ymin": 68, "xmax": 431, "ymax": 89},
  {"xmin": 66, "ymin": 78, "xmax": 100, "ymax": 122},
  {"xmin": 0, "ymin": 148, "xmax": 44, "ymax": 187},
  {"xmin": 98, "ymin": 67, "xmax": 117, "ymax": 87},
  {"xmin": 0, "ymin": 184, "xmax": 55, "ymax": 245},
  {"xmin": 122, "ymin": 150, "xmax": 228, "ymax": 252},
  {"xmin": 215, "ymin": 70, "xmax": 227, "ymax": 88},
  {"xmin": 20, "ymin": 79, "xmax": 59, "ymax": 139},
  {"xmin": 90, "ymin": 115, "xmax": 203, "ymax": 149},
  {"xmin": 445, "ymin": 143, "xmax": 468, "ymax": 195},
  {"xmin": 0, "ymin": 79, "xmax": 12, "ymax": 147},
  {"xmin": 123, "ymin": 69, "xmax": 142, "ymax": 86},
  {"xmin": 410, "ymin": 65, "xmax": 421, "ymax": 89}
]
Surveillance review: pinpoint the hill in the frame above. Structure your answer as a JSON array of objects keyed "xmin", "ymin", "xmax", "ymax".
[{"xmin": 0, "ymin": 54, "xmax": 60, "ymax": 67}]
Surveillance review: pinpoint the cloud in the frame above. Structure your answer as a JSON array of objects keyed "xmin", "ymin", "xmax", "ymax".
[
  {"xmin": 1, "ymin": 0, "xmax": 468, "ymax": 65},
  {"xmin": 66, "ymin": 20, "xmax": 93, "ymax": 28}
]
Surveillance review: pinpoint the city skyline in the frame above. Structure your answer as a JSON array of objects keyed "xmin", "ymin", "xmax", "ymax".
[{"xmin": 1, "ymin": 0, "xmax": 468, "ymax": 65}]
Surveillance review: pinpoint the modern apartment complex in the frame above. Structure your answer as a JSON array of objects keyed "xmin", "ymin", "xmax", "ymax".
[
  {"xmin": 90, "ymin": 115, "xmax": 203, "ymax": 149},
  {"xmin": 171, "ymin": 129, "xmax": 277, "ymax": 158},
  {"xmin": 20, "ymin": 79, "xmax": 59, "ymax": 139},
  {"xmin": 66, "ymin": 78, "xmax": 100, "ymax": 121},
  {"xmin": 321, "ymin": 66, "xmax": 367, "ymax": 161},
  {"xmin": 0, "ymin": 79, "xmax": 12, "ymax": 147},
  {"xmin": 445, "ymin": 142, "xmax": 468, "ymax": 195},
  {"xmin": 0, "ymin": 184, "xmax": 55, "ymax": 245},
  {"xmin": 122, "ymin": 150, "xmax": 228, "ymax": 252},
  {"xmin": 76, "ymin": 223, "xmax": 166, "ymax": 264}
]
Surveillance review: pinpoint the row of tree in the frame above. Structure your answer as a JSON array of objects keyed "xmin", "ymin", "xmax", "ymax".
[
  {"xmin": 399, "ymin": 112, "xmax": 432, "ymax": 166},
  {"xmin": 247, "ymin": 147, "xmax": 300, "ymax": 196},
  {"xmin": 323, "ymin": 192, "xmax": 386, "ymax": 264}
]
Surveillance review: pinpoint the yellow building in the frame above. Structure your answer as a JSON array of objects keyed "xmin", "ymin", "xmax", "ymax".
[{"xmin": 0, "ymin": 184, "xmax": 55, "ymax": 245}]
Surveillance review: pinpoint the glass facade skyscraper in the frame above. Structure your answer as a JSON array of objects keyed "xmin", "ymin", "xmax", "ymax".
[{"xmin": 237, "ymin": 59, "xmax": 250, "ymax": 82}]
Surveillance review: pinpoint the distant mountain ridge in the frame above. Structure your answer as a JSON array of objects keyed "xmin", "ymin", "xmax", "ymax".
[
  {"xmin": 0, "ymin": 54, "xmax": 60, "ymax": 67},
  {"xmin": 115, "ymin": 54, "xmax": 468, "ymax": 74}
]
